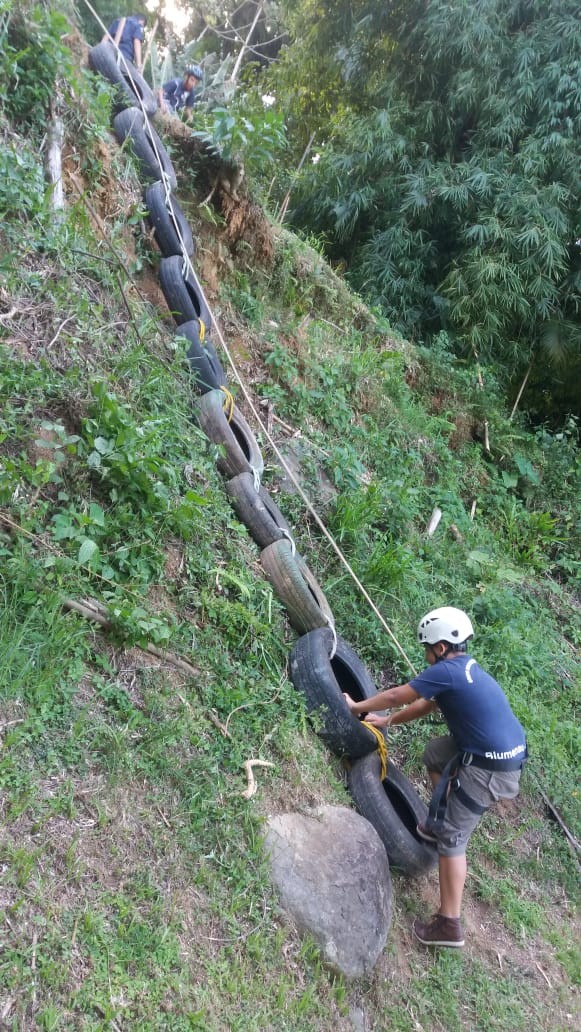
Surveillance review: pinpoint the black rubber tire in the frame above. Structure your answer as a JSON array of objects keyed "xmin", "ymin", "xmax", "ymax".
[
  {"xmin": 260, "ymin": 540, "xmax": 334, "ymax": 635},
  {"xmin": 194, "ymin": 389, "xmax": 264, "ymax": 479},
  {"xmin": 176, "ymin": 321, "xmax": 227, "ymax": 393},
  {"xmin": 144, "ymin": 181, "xmax": 194, "ymax": 258},
  {"xmin": 159, "ymin": 255, "xmax": 213, "ymax": 329},
  {"xmin": 225, "ymin": 473, "xmax": 293, "ymax": 549},
  {"xmin": 289, "ymin": 627, "xmax": 385, "ymax": 759},
  {"xmin": 88, "ymin": 42, "xmax": 157, "ymax": 116},
  {"xmin": 348, "ymin": 752, "xmax": 438, "ymax": 877},
  {"xmin": 112, "ymin": 107, "xmax": 177, "ymax": 189}
]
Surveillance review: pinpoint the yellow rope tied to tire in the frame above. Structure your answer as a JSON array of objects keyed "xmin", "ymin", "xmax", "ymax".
[
  {"xmin": 198, "ymin": 318, "xmax": 206, "ymax": 342},
  {"xmin": 220, "ymin": 386, "xmax": 235, "ymax": 423},
  {"xmin": 361, "ymin": 722, "xmax": 388, "ymax": 781}
]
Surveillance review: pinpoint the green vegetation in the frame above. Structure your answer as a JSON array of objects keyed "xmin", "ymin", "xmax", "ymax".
[
  {"xmin": 271, "ymin": 0, "xmax": 581, "ymax": 423},
  {"xmin": 0, "ymin": 2, "xmax": 578, "ymax": 1029},
  {"xmin": 192, "ymin": 102, "xmax": 287, "ymax": 182}
]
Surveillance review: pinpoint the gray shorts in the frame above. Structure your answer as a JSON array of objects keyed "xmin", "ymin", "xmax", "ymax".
[{"xmin": 423, "ymin": 735, "xmax": 522, "ymax": 857}]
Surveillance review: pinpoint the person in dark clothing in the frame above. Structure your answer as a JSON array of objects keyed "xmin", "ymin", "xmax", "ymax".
[
  {"xmin": 159, "ymin": 65, "xmax": 203, "ymax": 120},
  {"xmin": 344, "ymin": 606, "xmax": 527, "ymax": 949},
  {"xmin": 103, "ymin": 13, "xmax": 147, "ymax": 71}
]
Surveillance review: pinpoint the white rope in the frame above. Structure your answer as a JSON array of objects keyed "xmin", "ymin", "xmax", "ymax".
[
  {"xmin": 80, "ymin": 0, "xmax": 417, "ymax": 676},
  {"xmin": 251, "ymin": 466, "xmax": 262, "ymax": 493},
  {"xmin": 162, "ymin": 171, "xmax": 173, "ymax": 205},
  {"xmin": 326, "ymin": 617, "xmax": 338, "ymax": 660},
  {"xmin": 189, "ymin": 282, "xmax": 418, "ymax": 674},
  {"xmin": 280, "ymin": 528, "xmax": 296, "ymax": 556}
]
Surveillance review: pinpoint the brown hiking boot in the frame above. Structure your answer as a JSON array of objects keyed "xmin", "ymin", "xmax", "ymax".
[{"xmin": 413, "ymin": 913, "xmax": 465, "ymax": 948}]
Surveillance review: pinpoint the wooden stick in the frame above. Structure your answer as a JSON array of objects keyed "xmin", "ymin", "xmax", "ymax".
[
  {"xmin": 241, "ymin": 759, "xmax": 274, "ymax": 800},
  {"xmin": 31, "ymin": 931, "xmax": 38, "ymax": 1008},
  {"xmin": 63, "ymin": 597, "xmax": 109, "ymax": 625},
  {"xmin": 145, "ymin": 642, "xmax": 200, "ymax": 680},
  {"xmin": 62, "ymin": 599, "xmax": 238, "ymax": 741},
  {"xmin": 535, "ymin": 962, "xmax": 552, "ymax": 988},
  {"xmin": 509, "ymin": 359, "xmax": 533, "ymax": 422},
  {"xmin": 141, "ymin": 16, "xmax": 159, "ymax": 74},
  {"xmin": 62, "ymin": 598, "xmax": 201, "ymax": 681},
  {"xmin": 258, "ymin": 402, "xmax": 301, "ymax": 438},
  {"xmin": 231, "ymin": 1, "xmax": 263, "ymax": 82},
  {"xmin": 47, "ymin": 316, "xmax": 75, "ymax": 349},
  {"xmin": 279, "ymin": 131, "xmax": 316, "ymax": 223},
  {"xmin": 531, "ymin": 773, "xmax": 581, "ymax": 856},
  {"xmin": 156, "ymin": 805, "xmax": 171, "ymax": 828},
  {"xmin": 177, "ymin": 693, "xmax": 230, "ymax": 739}
]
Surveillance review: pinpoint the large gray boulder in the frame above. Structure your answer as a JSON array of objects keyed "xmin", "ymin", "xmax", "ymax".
[{"xmin": 264, "ymin": 805, "xmax": 392, "ymax": 978}]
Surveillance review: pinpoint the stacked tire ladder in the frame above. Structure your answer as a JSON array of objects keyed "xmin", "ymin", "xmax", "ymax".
[{"xmin": 87, "ymin": 36, "xmax": 436, "ymax": 880}]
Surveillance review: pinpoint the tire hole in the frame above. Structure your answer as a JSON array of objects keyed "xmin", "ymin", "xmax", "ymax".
[
  {"xmin": 382, "ymin": 781, "xmax": 421, "ymax": 836},
  {"xmin": 305, "ymin": 581, "xmax": 324, "ymax": 610},
  {"xmin": 123, "ymin": 75, "xmax": 143, "ymax": 100},
  {"xmin": 185, "ymin": 283, "xmax": 202, "ymax": 317},
  {"xmin": 330, "ymin": 655, "xmax": 368, "ymax": 704},
  {"xmin": 262, "ymin": 498, "xmax": 283, "ymax": 527},
  {"xmin": 231, "ymin": 421, "xmax": 251, "ymax": 459}
]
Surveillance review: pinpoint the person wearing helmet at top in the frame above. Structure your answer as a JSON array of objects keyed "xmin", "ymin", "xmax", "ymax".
[
  {"xmin": 344, "ymin": 606, "xmax": 527, "ymax": 949},
  {"xmin": 158, "ymin": 65, "xmax": 204, "ymax": 120}
]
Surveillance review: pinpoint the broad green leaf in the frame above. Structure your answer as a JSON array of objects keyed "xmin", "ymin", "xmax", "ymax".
[
  {"xmin": 89, "ymin": 502, "xmax": 106, "ymax": 526},
  {"xmin": 78, "ymin": 538, "xmax": 99, "ymax": 564}
]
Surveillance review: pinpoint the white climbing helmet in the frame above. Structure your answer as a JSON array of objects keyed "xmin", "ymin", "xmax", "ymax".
[{"xmin": 417, "ymin": 606, "xmax": 474, "ymax": 647}]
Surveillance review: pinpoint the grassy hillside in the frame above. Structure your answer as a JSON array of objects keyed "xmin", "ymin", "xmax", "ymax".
[{"xmin": 0, "ymin": 5, "xmax": 579, "ymax": 1030}]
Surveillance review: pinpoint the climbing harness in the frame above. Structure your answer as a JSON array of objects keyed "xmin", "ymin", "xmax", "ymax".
[{"xmin": 426, "ymin": 748, "xmax": 528, "ymax": 834}]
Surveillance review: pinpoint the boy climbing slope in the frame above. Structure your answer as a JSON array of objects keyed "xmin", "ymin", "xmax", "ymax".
[{"xmin": 345, "ymin": 606, "xmax": 527, "ymax": 948}]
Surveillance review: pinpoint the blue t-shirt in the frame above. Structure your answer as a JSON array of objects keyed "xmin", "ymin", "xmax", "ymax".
[
  {"xmin": 162, "ymin": 77, "xmax": 197, "ymax": 112},
  {"xmin": 410, "ymin": 655, "xmax": 526, "ymax": 759},
  {"xmin": 107, "ymin": 16, "xmax": 144, "ymax": 63}
]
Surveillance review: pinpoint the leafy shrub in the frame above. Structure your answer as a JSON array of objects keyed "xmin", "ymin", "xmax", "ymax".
[
  {"xmin": 1, "ymin": 4, "xmax": 74, "ymax": 127},
  {"xmin": 0, "ymin": 144, "xmax": 45, "ymax": 221},
  {"xmin": 193, "ymin": 102, "xmax": 286, "ymax": 179}
]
